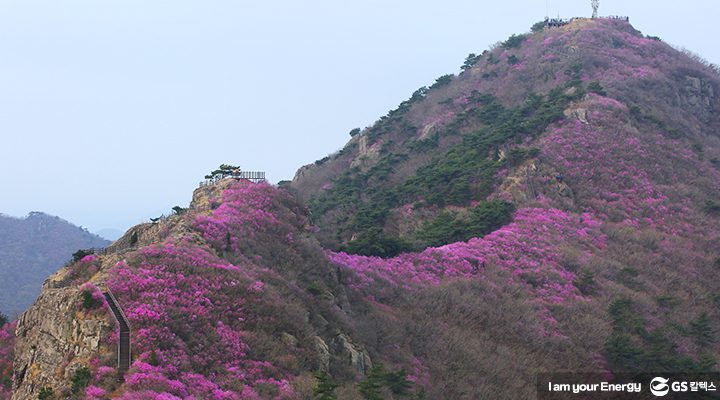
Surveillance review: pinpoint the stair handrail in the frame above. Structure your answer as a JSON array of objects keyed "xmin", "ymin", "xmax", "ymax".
[{"xmin": 105, "ymin": 289, "xmax": 131, "ymax": 331}]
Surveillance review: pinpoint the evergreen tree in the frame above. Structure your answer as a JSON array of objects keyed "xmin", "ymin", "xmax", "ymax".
[
  {"xmin": 461, "ymin": 53, "xmax": 482, "ymax": 70},
  {"xmin": 205, "ymin": 164, "xmax": 242, "ymax": 180},
  {"xmin": 689, "ymin": 313, "xmax": 715, "ymax": 347},
  {"xmin": 695, "ymin": 355, "xmax": 717, "ymax": 372},
  {"xmin": 587, "ymin": 81, "xmax": 607, "ymax": 96},
  {"xmin": 358, "ymin": 365, "xmax": 386, "ymax": 400},
  {"xmin": 72, "ymin": 249, "xmax": 94, "ymax": 262},
  {"xmin": 172, "ymin": 206, "xmax": 187, "ymax": 215},
  {"xmin": 313, "ymin": 371, "xmax": 340, "ymax": 400},
  {"xmin": 358, "ymin": 364, "xmax": 414, "ymax": 399},
  {"xmin": 71, "ymin": 366, "xmax": 92, "ymax": 394},
  {"xmin": 384, "ymin": 368, "xmax": 412, "ymax": 396},
  {"xmin": 149, "ymin": 350, "xmax": 160, "ymax": 367},
  {"xmin": 129, "ymin": 231, "xmax": 138, "ymax": 246},
  {"xmin": 37, "ymin": 388, "xmax": 54, "ymax": 400},
  {"xmin": 530, "ymin": 20, "xmax": 546, "ymax": 32}
]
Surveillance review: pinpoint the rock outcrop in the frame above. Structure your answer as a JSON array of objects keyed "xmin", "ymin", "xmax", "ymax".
[
  {"xmin": 332, "ymin": 334, "xmax": 372, "ymax": 375},
  {"xmin": 680, "ymin": 74, "xmax": 716, "ymax": 120},
  {"xmin": 12, "ymin": 280, "xmax": 112, "ymax": 399}
]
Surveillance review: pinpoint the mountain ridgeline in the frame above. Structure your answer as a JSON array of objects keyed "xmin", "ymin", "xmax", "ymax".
[
  {"xmin": 291, "ymin": 18, "xmax": 719, "ymax": 257},
  {"xmin": 3, "ymin": 17, "xmax": 720, "ymax": 399},
  {"xmin": 0, "ymin": 212, "xmax": 109, "ymax": 317}
]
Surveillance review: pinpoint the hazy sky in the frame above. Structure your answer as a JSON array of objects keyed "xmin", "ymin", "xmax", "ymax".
[{"xmin": 1, "ymin": 0, "xmax": 718, "ymax": 234}]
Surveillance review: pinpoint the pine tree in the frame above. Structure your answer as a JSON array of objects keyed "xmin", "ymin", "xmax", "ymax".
[
  {"xmin": 358, "ymin": 365, "xmax": 386, "ymax": 400},
  {"xmin": 689, "ymin": 313, "xmax": 715, "ymax": 347},
  {"xmin": 313, "ymin": 371, "xmax": 340, "ymax": 400},
  {"xmin": 172, "ymin": 206, "xmax": 187, "ymax": 215},
  {"xmin": 358, "ymin": 364, "xmax": 414, "ymax": 399},
  {"xmin": 205, "ymin": 164, "xmax": 241, "ymax": 180},
  {"xmin": 384, "ymin": 368, "xmax": 412, "ymax": 396}
]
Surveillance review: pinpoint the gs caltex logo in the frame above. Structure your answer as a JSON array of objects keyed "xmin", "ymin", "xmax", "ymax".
[
  {"xmin": 648, "ymin": 376, "xmax": 719, "ymax": 396},
  {"xmin": 650, "ymin": 377, "xmax": 670, "ymax": 396}
]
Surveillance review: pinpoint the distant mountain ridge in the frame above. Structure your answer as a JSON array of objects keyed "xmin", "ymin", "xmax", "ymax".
[{"xmin": 0, "ymin": 212, "xmax": 109, "ymax": 317}]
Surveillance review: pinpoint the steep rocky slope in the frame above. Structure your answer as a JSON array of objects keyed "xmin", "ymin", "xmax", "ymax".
[
  {"xmin": 291, "ymin": 18, "xmax": 720, "ymax": 254},
  {"xmin": 3, "ymin": 17, "xmax": 720, "ymax": 400},
  {"xmin": 0, "ymin": 213, "xmax": 109, "ymax": 317},
  {"xmin": 9, "ymin": 180, "xmax": 376, "ymax": 399}
]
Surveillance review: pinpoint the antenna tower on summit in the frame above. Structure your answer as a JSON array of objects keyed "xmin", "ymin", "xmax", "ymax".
[
  {"xmin": 544, "ymin": 0, "xmax": 558, "ymax": 19},
  {"xmin": 591, "ymin": 0, "xmax": 599, "ymax": 18}
]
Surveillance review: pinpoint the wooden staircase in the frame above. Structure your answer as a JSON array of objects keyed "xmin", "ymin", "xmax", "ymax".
[{"xmin": 103, "ymin": 290, "xmax": 131, "ymax": 380}]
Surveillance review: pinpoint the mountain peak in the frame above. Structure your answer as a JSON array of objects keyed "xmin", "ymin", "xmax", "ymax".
[{"xmin": 291, "ymin": 13, "xmax": 718, "ymax": 252}]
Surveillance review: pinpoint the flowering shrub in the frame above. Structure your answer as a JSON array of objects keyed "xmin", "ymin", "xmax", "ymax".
[
  {"xmin": 65, "ymin": 253, "xmax": 101, "ymax": 285},
  {"xmin": 81, "ymin": 254, "xmax": 99, "ymax": 263},
  {"xmin": 329, "ymin": 207, "xmax": 606, "ymax": 305},
  {"xmin": 194, "ymin": 181, "xmax": 288, "ymax": 254},
  {"xmin": 101, "ymin": 241, "xmax": 295, "ymax": 398},
  {"xmin": 80, "ymin": 282, "xmax": 106, "ymax": 310},
  {"xmin": 0, "ymin": 322, "xmax": 14, "ymax": 399},
  {"xmin": 85, "ymin": 385, "xmax": 107, "ymax": 399},
  {"xmin": 538, "ymin": 93, "xmax": 720, "ymax": 236}
]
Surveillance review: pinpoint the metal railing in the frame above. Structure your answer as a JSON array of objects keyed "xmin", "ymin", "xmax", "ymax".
[
  {"xmin": 545, "ymin": 15, "xmax": 629, "ymax": 28},
  {"xmin": 199, "ymin": 171, "xmax": 266, "ymax": 187},
  {"xmin": 104, "ymin": 290, "xmax": 131, "ymax": 380}
]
